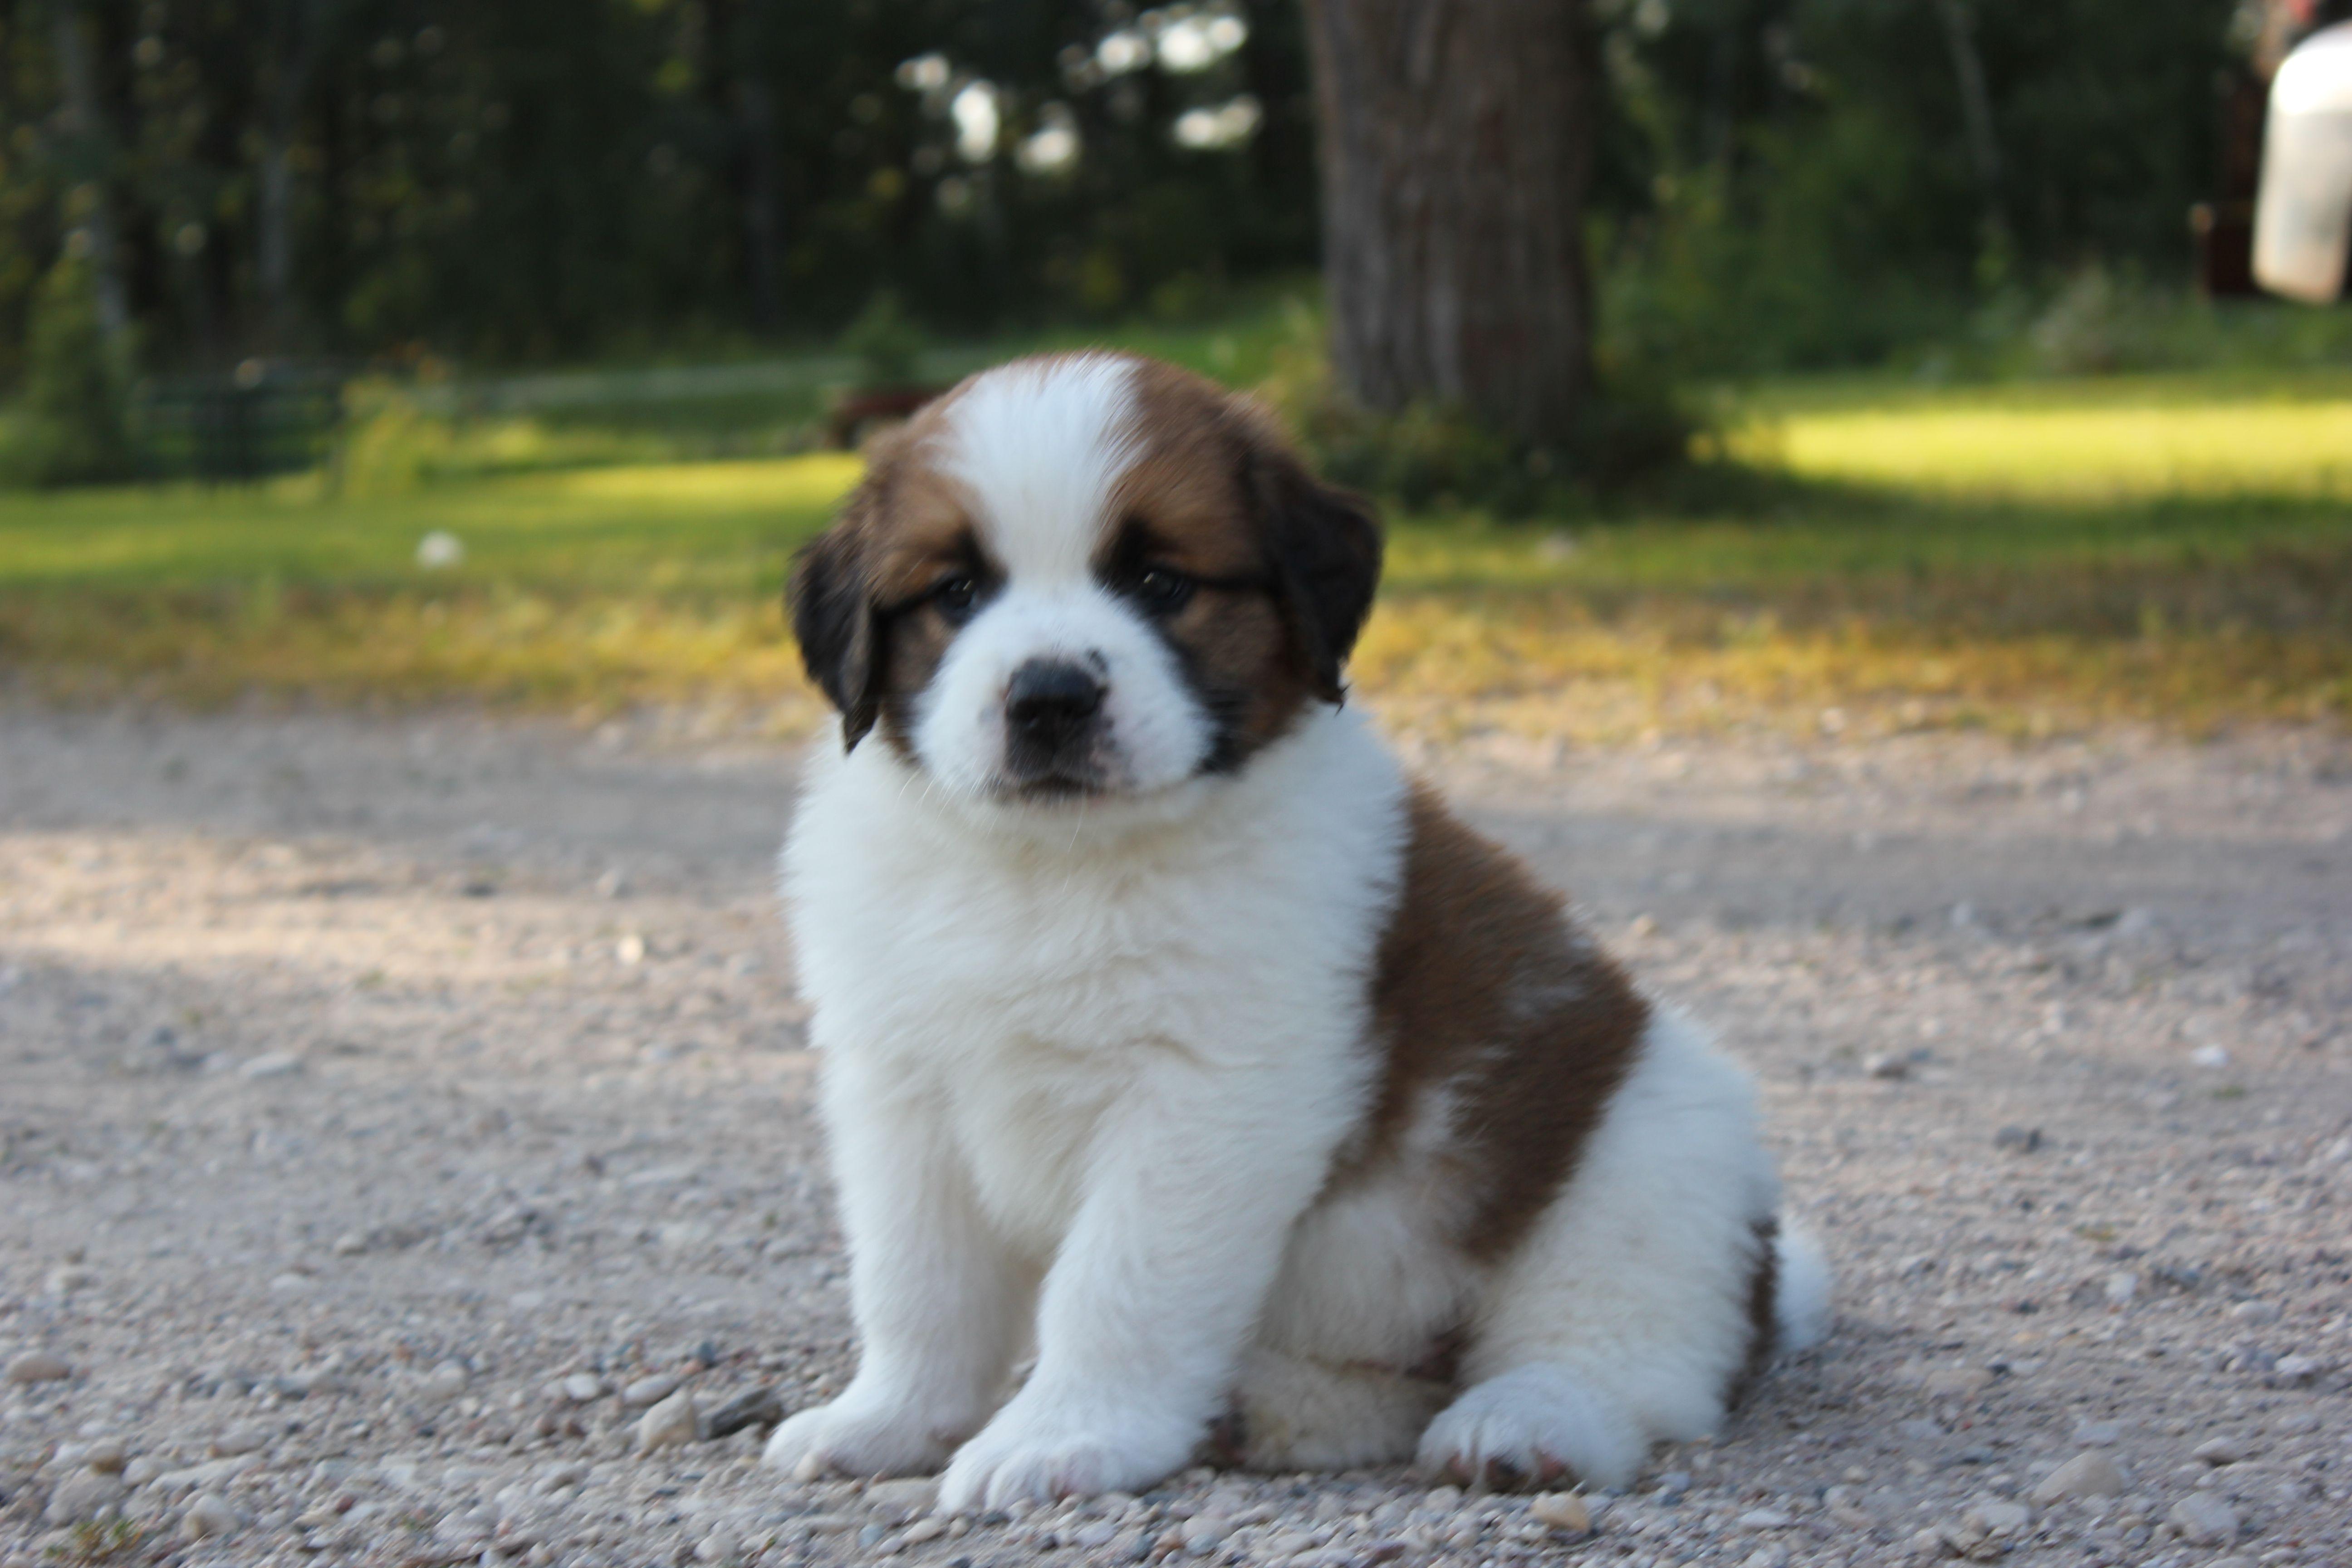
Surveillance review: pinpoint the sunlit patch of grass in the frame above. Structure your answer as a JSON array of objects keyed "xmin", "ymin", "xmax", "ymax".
[
  {"xmin": 1729, "ymin": 372, "xmax": 2352, "ymax": 501},
  {"xmin": 3, "ymin": 376, "xmax": 2351, "ymax": 740}
]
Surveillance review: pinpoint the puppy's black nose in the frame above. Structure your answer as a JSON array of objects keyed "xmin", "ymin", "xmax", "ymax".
[{"xmin": 1005, "ymin": 658, "xmax": 1105, "ymax": 741}]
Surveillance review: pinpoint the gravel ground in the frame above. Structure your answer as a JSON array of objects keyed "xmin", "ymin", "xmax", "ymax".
[{"xmin": 3, "ymin": 704, "xmax": 2348, "ymax": 1568}]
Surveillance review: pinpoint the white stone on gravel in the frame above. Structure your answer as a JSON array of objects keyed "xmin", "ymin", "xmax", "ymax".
[
  {"xmin": 535, "ymin": 1460, "xmax": 589, "ymax": 1494},
  {"xmin": 561, "ymin": 1372, "xmax": 606, "ymax": 1402},
  {"xmin": 1864, "ymin": 1052, "xmax": 1909, "ymax": 1079},
  {"xmin": 2031, "ymin": 1449, "xmax": 2126, "ymax": 1503},
  {"xmin": 1182, "ymin": 1514, "xmax": 1236, "ymax": 1553},
  {"xmin": 44, "ymin": 1469, "xmax": 128, "ymax": 1525},
  {"xmin": 2192, "ymin": 1436, "xmax": 2249, "ymax": 1465},
  {"xmin": 2103, "ymin": 1272, "xmax": 2139, "ymax": 1307},
  {"xmin": 2229, "ymin": 1299, "xmax": 2282, "ymax": 1325},
  {"xmin": 2071, "ymin": 1419, "xmax": 2124, "ymax": 1446},
  {"xmin": 1529, "ymin": 1492, "xmax": 1592, "ymax": 1534},
  {"xmin": 239, "ymin": 1050, "xmax": 303, "ymax": 1078},
  {"xmin": 1738, "ymin": 1507, "xmax": 1795, "ymax": 1529},
  {"xmin": 1741, "ymin": 1546, "xmax": 1791, "ymax": 1568},
  {"xmin": 866, "ymin": 1476, "xmax": 939, "ymax": 1515},
  {"xmin": 181, "ymin": 1490, "xmax": 245, "ymax": 1540},
  {"xmin": 620, "ymin": 1372, "xmax": 680, "ymax": 1407},
  {"xmin": 5, "ymin": 1348, "xmax": 72, "ymax": 1383},
  {"xmin": 420, "ymin": 1360, "xmax": 470, "ymax": 1400},
  {"xmin": 634, "ymin": 1387, "xmax": 699, "ymax": 1450},
  {"xmin": 207, "ymin": 1424, "xmax": 270, "ymax": 1457},
  {"xmin": 692, "ymin": 1526, "xmax": 741, "ymax": 1563},
  {"xmin": 2166, "ymin": 1491, "xmax": 2240, "ymax": 1545}
]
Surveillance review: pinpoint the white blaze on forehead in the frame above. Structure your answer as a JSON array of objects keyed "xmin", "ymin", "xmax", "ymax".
[{"xmin": 933, "ymin": 355, "xmax": 1140, "ymax": 582}]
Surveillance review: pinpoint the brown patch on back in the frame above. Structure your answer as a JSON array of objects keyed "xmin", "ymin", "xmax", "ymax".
[{"xmin": 1349, "ymin": 784, "xmax": 1651, "ymax": 1261}]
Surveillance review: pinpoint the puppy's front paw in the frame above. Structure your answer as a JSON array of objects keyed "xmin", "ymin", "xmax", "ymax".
[
  {"xmin": 762, "ymin": 1390, "xmax": 961, "ymax": 1481},
  {"xmin": 938, "ymin": 1396, "xmax": 1191, "ymax": 1511}
]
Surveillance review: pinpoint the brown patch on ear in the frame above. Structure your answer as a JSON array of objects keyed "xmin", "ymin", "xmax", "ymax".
[
  {"xmin": 788, "ymin": 424, "xmax": 985, "ymax": 755},
  {"xmin": 788, "ymin": 494, "xmax": 882, "ymax": 751},
  {"xmin": 1343, "ymin": 785, "xmax": 1651, "ymax": 1261},
  {"xmin": 1250, "ymin": 446, "xmax": 1382, "ymax": 705}
]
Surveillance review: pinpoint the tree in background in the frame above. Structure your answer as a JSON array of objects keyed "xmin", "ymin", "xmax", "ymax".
[
  {"xmin": 1301, "ymin": 0, "xmax": 1596, "ymax": 448},
  {"xmin": 8, "ymin": 251, "xmax": 135, "ymax": 483},
  {"xmin": 0, "ymin": 0, "xmax": 2324, "ymax": 386}
]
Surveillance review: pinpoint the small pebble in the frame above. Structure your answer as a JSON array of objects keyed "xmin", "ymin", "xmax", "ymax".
[
  {"xmin": 2071, "ymin": 1419, "xmax": 2123, "ymax": 1446},
  {"xmin": 1737, "ymin": 1507, "xmax": 1794, "ymax": 1529},
  {"xmin": 904, "ymin": 1517, "xmax": 949, "ymax": 1544},
  {"xmin": 239, "ymin": 1051, "xmax": 303, "ymax": 1078},
  {"xmin": 5, "ymin": 1349, "xmax": 72, "ymax": 1383},
  {"xmin": 1864, "ymin": 1053, "xmax": 1909, "ymax": 1080},
  {"xmin": 2229, "ymin": 1300, "xmax": 2282, "ymax": 1325},
  {"xmin": 2103, "ymin": 1272, "xmax": 2138, "ymax": 1308},
  {"xmin": 421, "ymin": 1361, "xmax": 469, "ymax": 1400},
  {"xmin": 635, "ymin": 1387, "xmax": 700, "ymax": 1450},
  {"xmin": 2030, "ymin": 1449, "xmax": 2125, "ymax": 1503},
  {"xmin": 1992, "ymin": 1125, "xmax": 2042, "ymax": 1152},
  {"xmin": 181, "ymin": 1490, "xmax": 245, "ymax": 1540},
  {"xmin": 867, "ymin": 1476, "xmax": 941, "ymax": 1515},
  {"xmin": 562, "ymin": 1372, "xmax": 606, "ymax": 1402},
  {"xmin": 1741, "ymin": 1547, "xmax": 1790, "ymax": 1568},
  {"xmin": 208, "ymin": 1425, "xmax": 269, "ymax": 1458},
  {"xmin": 693, "ymin": 1526, "xmax": 740, "ymax": 1564},
  {"xmin": 44, "ymin": 1469, "xmax": 127, "ymax": 1525},
  {"xmin": 1530, "ymin": 1493, "xmax": 1592, "ymax": 1534},
  {"xmin": 702, "ymin": 1384, "xmax": 784, "ymax": 1438},
  {"xmin": 1181, "ymin": 1514, "xmax": 1235, "ymax": 1553},
  {"xmin": 621, "ymin": 1372, "xmax": 681, "ymax": 1408},
  {"xmin": 2167, "ymin": 1491, "xmax": 2239, "ymax": 1546},
  {"xmin": 1923, "ymin": 1366, "xmax": 1992, "ymax": 1399},
  {"xmin": 2192, "ymin": 1436, "xmax": 2248, "ymax": 1466}
]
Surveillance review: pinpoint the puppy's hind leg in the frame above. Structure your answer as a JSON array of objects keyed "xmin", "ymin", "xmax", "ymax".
[
  {"xmin": 1223, "ymin": 1348, "xmax": 1449, "ymax": 1473},
  {"xmin": 1418, "ymin": 1015, "xmax": 1810, "ymax": 1490}
]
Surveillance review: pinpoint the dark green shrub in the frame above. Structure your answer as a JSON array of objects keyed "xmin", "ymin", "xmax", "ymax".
[{"xmin": 5, "ymin": 255, "xmax": 137, "ymax": 488}]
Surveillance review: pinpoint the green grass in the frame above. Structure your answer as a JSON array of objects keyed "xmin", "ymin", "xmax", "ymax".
[{"xmin": 4, "ymin": 366, "xmax": 2350, "ymax": 740}]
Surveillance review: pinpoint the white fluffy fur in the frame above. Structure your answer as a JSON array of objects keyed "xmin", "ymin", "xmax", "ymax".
[{"xmin": 767, "ymin": 356, "xmax": 1829, "ymax": 1508}]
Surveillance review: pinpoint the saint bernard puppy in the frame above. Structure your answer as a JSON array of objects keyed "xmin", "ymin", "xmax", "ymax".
[{"xmin": 766, "ymin": 352, "xmax": 1830, "ymax": 1510}]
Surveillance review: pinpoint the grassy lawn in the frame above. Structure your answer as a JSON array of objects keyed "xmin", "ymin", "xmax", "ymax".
[{"xmin": 3, "ymin": 368, "xmax": 2349, "ymax": 742}]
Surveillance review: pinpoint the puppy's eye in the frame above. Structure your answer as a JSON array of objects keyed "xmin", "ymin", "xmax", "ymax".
[
  {"xmin": 1132, "ymin": 567, "xmax": 1194, "ymax": 616},
  {"xmin": 933, "ymin": 575, "xmax": 980, "ymax": 624}
]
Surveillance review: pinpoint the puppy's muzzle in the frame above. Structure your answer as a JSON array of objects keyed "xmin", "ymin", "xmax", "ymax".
[{"xmin": 1004, "ymin": 657, "xmax": 1108, "ymax": 790}]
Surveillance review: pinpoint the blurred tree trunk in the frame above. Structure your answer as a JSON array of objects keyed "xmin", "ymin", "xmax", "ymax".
[
  {"xmin": 1300, "ymin": 0, "xmax": 1595, "ymax": 447},
  {"xmin": 48, "ymin": 0, "xmax": 129, "ymax": 342}
]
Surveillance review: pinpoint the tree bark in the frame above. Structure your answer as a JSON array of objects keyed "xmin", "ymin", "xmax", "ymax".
[
  {"xmin": 1301, "ymin": 0, "xmax": 1596, "ymax": 447},
  {"xmin": 49, "ymin": 0, "xmax": 130, "ymax": 342}
]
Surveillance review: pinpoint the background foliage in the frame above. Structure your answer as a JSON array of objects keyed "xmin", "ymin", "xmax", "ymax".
[{"xmin": 0, "ymin": 0, "xmax": 2328, "ymax": 385}]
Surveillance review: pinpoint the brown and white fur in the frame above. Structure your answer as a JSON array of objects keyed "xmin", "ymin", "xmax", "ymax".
[{"xmin": 767, "ymin": 353, "xmax": 1830, "ymax": 1511}]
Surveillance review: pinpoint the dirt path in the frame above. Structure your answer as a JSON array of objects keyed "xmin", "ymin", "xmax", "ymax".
[{"xmin": 3, "ymin": 706, "xmax": 2347, "ymax": 1568}]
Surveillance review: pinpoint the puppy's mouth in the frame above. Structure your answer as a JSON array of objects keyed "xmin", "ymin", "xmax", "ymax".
[{"xmin": 993, "ymin": 759, "xmax": 1114, "ymax": 802}]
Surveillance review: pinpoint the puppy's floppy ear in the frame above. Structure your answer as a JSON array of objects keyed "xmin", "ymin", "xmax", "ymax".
[
  {"xmin": 788, "ymin": 515, "xmax": 881, "ymax": 751},
  {"xmin": 1251, "ymin": 443, "xmax": 1384, "ymax": 706}
]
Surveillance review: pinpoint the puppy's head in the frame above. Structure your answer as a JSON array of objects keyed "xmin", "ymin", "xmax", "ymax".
[{"xmin": 789, "ymin": 353, "xmax": 1381, "ymax": 805}]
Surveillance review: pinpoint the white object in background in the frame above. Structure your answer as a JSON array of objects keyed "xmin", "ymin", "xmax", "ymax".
[
  {"xmin": 415, "ymin": 530, "xmax": 464, "ymax": 568},
  {"xmin": 2254, "ymin": 22, "xmax": 2352, "ymax": 304}
]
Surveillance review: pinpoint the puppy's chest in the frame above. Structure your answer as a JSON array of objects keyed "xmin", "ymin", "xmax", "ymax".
[{"xmin": 830, "ymin": 841, "xmax": 1348, "ymax": 1052}]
